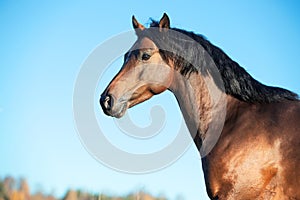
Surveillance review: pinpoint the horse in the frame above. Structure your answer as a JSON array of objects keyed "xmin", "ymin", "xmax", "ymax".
[{"xmin": 100, "ymin": 13, "xmax": 300, "ymax": 199}]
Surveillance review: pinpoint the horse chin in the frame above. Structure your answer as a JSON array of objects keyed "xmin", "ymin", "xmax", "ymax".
[{"xmin": 112, "ymin": 104, "xmax": 128, "ymax": 118}]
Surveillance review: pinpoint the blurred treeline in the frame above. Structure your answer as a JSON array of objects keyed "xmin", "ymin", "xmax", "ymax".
[{"xmin": 0, "ymin": 177, "xmax": 167, "ymax": 200}]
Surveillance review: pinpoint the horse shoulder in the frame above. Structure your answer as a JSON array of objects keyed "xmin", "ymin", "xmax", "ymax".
[{"xmin": 202, "ymin": 100, "xmax": 300, "ymax": 199}]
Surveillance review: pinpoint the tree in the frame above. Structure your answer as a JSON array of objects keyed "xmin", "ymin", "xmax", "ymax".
[{"xmin": 0, "ymin": 180, "xmax": 9, "ymax": 200}]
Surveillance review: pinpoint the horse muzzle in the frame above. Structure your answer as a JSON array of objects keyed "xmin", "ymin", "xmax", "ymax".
[{"xmin": 100, "ymin": 93, "xmax": 127, "ymax": 118}]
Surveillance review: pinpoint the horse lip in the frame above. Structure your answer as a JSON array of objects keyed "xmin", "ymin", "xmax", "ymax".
[{"xmin": 101, "ymin": 101, "xmax": 127, "ymax": 118}]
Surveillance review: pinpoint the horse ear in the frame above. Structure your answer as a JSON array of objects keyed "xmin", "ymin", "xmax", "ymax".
[
  {"xmin": 159, "ymin": 13, "xmax": 170, "ymax": 29},
  {"xmin": 132, "ymin": 15, "xmax": 145, "ymax": 32}
]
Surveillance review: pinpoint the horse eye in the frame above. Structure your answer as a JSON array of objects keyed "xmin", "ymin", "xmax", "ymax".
[{"xmin": 141, "ymin": 53, "xmax": 151, "ymax": 61}]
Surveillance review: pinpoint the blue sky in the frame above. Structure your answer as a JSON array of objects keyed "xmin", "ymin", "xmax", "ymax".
[{"xmin": 0, "ymin": 1, "xmax": 300, "ymax": 199}]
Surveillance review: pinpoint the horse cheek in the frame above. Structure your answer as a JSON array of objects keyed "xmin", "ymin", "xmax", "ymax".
[{"xmin": 150, "ymin": 85, "xmax": 168, "ymax": 95}]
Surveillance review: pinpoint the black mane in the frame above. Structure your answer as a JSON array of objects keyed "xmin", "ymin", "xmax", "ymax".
[{"xmin": 141, "ymin": 20, "xmax": 298, "ymax": 103}]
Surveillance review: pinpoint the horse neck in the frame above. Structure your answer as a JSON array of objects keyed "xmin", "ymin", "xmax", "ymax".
[{"xmin": 169, "ymin": 69, "xmax": 228, "ymax": 156}]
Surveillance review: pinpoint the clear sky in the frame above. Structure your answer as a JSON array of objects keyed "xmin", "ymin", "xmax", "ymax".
[{"xmin": 0, "ymin": 1, "xmax": 300, "ymax": 200}]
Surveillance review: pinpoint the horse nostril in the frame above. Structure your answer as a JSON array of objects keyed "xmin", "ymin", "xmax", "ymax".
[
  {"xmin": 101, "ymin": 94, "xmax": 114, "ymax": 111},
  {"xmin": 104, "ymin": 96, "xmax": 110, "ymax": 109}
]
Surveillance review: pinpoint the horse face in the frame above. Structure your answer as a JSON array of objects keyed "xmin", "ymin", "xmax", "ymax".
[
  {"xmin": 100, "ymin": 36, "xmax": 173, "ymax": 118},
  {"xmin": 100, "ymin": 14, "xmax": 172, "ymax": 118}
]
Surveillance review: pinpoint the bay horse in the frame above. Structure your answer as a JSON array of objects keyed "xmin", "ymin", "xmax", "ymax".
[{"xmin": 100, "ymin": 13, "xmax": 300, "ymax": 199}]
